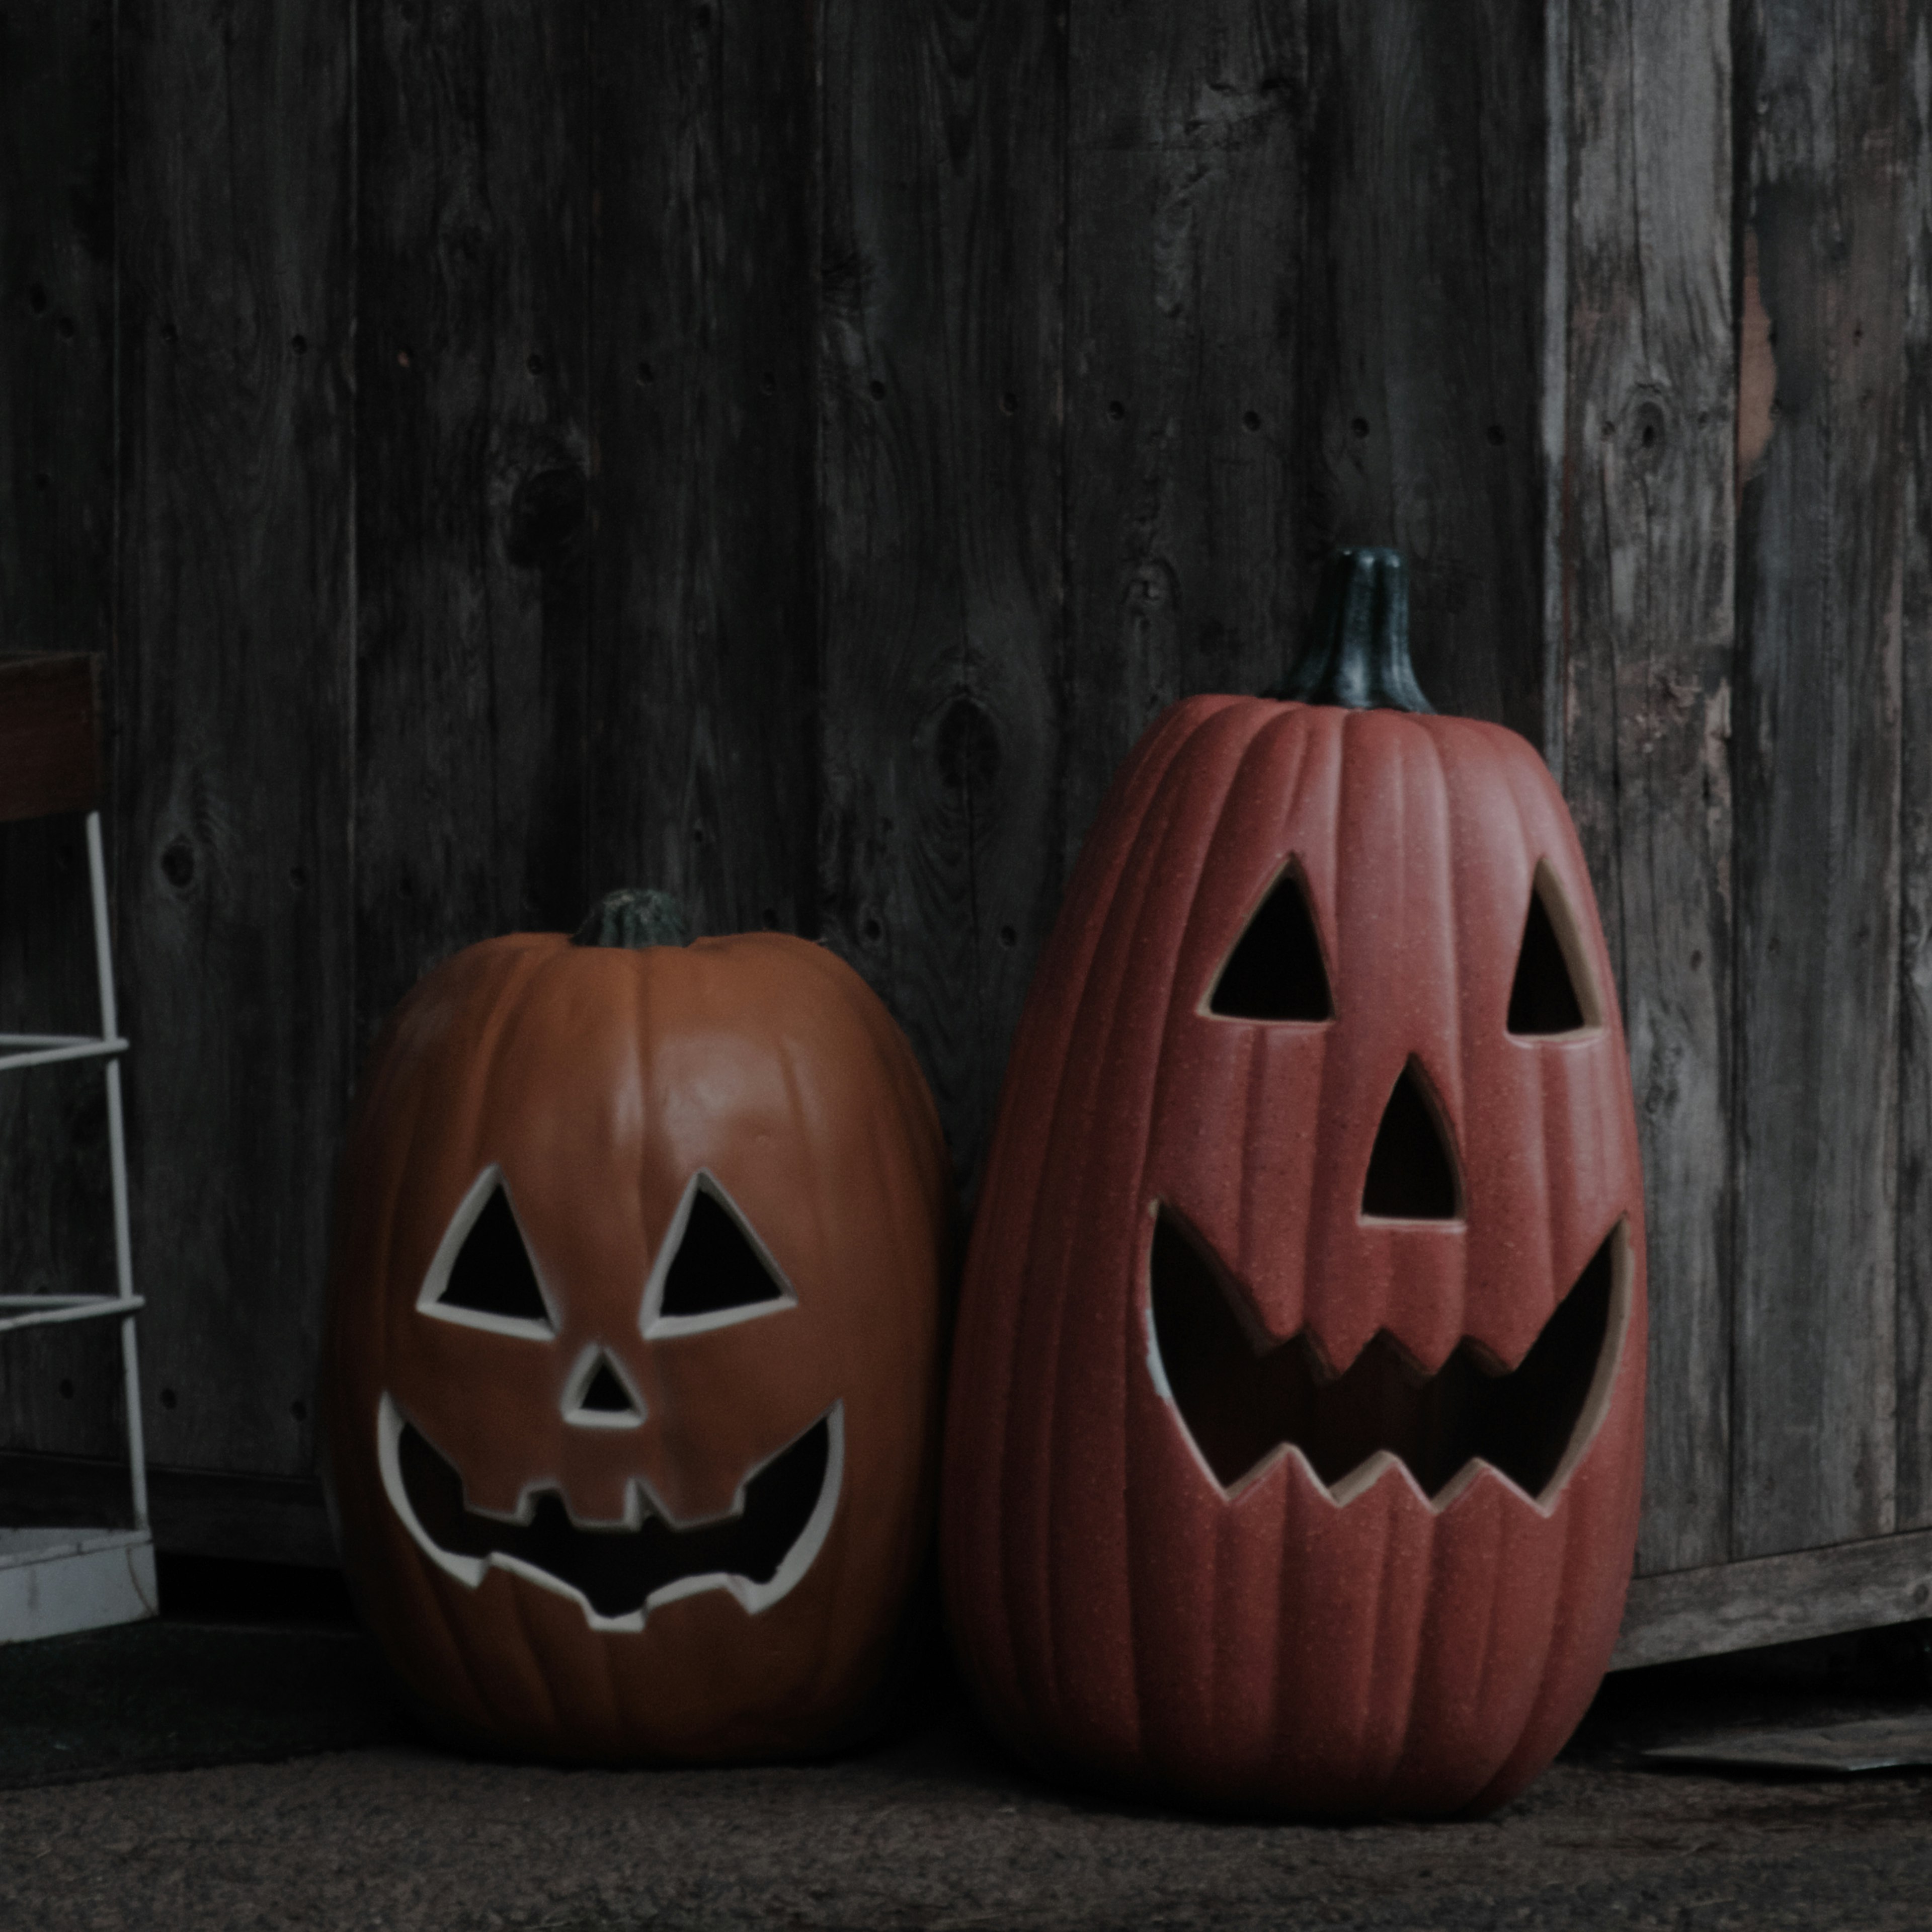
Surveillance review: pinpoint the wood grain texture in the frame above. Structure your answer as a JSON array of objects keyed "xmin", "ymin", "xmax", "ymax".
[
  {"xmin": 1562, "ymin": 0, "xmax": 1737, "ymax": 1575},
  {"xmin": 819, "ymin": 0, "xmax": 1064, "ymax": 1195},
  {"xmin": 1061, "ymin": 0, "xmax": 1307, "ymax": 874},
  {"xmin": 355, "ymin": 0, "xmax": 592, "ymax": 1052},
  {"xmin": 1894, "ymin": 0, "xmax": 1932, "ymax": 1535},
  {"xmin": 1303, "ymin": 0, "xmax": 1549, "ymax": 739},
  {"xmin": 1731, "ymin": 0, "xmax": 1908, "ymax": 1559},
  {"xmin": 0, "ymin": 2, "xmax": 119, "ymax": 1460},
  {"xmin": 1613, "ymin": 1522, "xmax": 1932, "ymax": 1670},
  {"xmin": 112, "ymin": 0, "xmax": 354, "ymax": 1475},
  {"xmin": 586, "ymin": 0, "xmax": 819, "ymax": 946}
]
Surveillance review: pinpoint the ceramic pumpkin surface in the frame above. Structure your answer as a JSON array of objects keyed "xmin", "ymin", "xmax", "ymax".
[
  {"xmin": 942, "ymin": 551, "xmax": 1646, "ymax": 1817},
  {"xmin": 322, "ymin": 891, "xmax": 950, "ymax": 1762}
]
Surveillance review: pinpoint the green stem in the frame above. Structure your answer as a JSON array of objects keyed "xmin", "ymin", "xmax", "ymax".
[{"xmin": 1268, "ymin": 547, "xmax": 1434, "ymax": 714}]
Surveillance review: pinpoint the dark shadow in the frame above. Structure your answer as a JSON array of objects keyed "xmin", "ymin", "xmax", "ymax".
[
  {"xmin": 1360, "ymin": 1060, "xmax": 1460, "ymax": 1220},
  {"xmin": 1209, "ymin": 867, "xmax": 1333, "ymax": 1021},
  {"xmin": 440, "ymin": 1185, "xmax": 549, "ymax": 1324},
  {"xmin": 1508, "ymin": 885, "xmax": 1588, "ymax": 1035},
  {"xmin": 660, "ymin": 1186, "xmax": 786, "ymax": 1319}
]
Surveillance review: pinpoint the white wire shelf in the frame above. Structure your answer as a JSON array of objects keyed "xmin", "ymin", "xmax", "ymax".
[
  {"xmin": 0, "ymin": 1294, "xmax": 144, "ymax": 1338},
  {"xmin": 0, "ymin": 1032, "xmax": 128, "ymax": 1074}
]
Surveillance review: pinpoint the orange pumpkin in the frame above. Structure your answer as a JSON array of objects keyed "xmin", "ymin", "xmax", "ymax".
[
  {"xmin": 942, "ymin": 551, "xmax": 1646, "ymax": 1816},
  {"xmin": 321, "ymin": 893, "xmax": 950, "ymax": 1761}
]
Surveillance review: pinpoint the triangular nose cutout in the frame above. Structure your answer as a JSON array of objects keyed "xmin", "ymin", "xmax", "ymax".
[
  {"xmin": 565, "ymin": 1349, "xmax": 645, "ymax": 1428},
  {"xmin": 1209, "ymin": 866, "xmax": 1333, "ymax": 1020},
  {"xmin": 580, "ymin": 1360, "xmax": 634, "ymax": 1413},
  {"xmin": 1361, "ymin": 1060, "xmax": 1461, "ymax": 1221}
]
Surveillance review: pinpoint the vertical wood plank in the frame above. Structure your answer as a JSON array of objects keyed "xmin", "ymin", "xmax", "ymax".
[
  {"xmin": 355, "ymin": 0, "xmax": 592, "ymax": 1051},
  {"xmin": 1562, "ymin": 0, "xmax": 1737, "ymax": 1574},
  {"xmin": 586, "ymin": 0, "xmax": 819, "ymax": 944},
  {"xmin": 1302, "ymin": 0, "xmax": 1551, "ymax": 740},
  {"xmin": 1731, "ymin": 0, "xmax": 1908, "ymax": 1558},
  {"xmin": 1061, "ymin": 1, "xmax": 1307, "ymax": 873},
  {"xmin": 115, "ymin": 0, "xmax": 355, "ymax": 1472},
  {"xmin": 0, "ymin": 3, "xmax": 119, "ymax": 1456},
  {"xmin": 1899, "ymin": 0, "xmax": 1932, "ymax": 1535},
  {"xmin": 819, "ymin": 0, "xmax": 1065, "ymax": 1194}
]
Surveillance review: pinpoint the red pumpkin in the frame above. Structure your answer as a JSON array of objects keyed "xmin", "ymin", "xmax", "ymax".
[
  {"xmin": 942, "ymin": 551, "xmax": 1646, "ymax": 1816},
  {"xmin": 322, "ymin": 893, "xmax": 950, "ymax": 1761}
]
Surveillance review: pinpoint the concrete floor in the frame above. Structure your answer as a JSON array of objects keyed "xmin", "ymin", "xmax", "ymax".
[{"xmin": 2, "ymin": 1588, "xmax": 1929, "ymax": 1931}]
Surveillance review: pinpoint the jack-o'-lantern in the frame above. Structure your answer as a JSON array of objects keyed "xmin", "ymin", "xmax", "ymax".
[
  {"xmin": 942, "ymin": 550, "xmax": 1646, "ymax": 1816},
  {"xmin": 321, "ymin": 891, "xmax": 951, "ymax": 1762}
]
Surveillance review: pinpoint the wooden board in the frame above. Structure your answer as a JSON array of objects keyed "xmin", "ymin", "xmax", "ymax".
[
  {"xmin": 1561, "ymin": 0, "xmax": 1737, "ymax": 1576},
  {"xmin": 0, "ymin": 1450, "xmax": 331, "ymax": 1568},
  {"xmin": 0, "ymin": 4, "xmax": 125, "ymax": 1464},
  {"xmin": 1901, "ymin": 2, "xmax": 1932, "ymax": 1536},
  {"xmin": 1061, "ymin": 0, "xmax": 1308, "ymax": 874},
  {"xmin": 1302, "ymin": 0, "xmax": 1550, "ymax": 740},
  {"xmin": 586, "ymin": 0, "xmax": 820, "ymax": 949},
  {"xmin": 1730, "ymin": 0, "xmax": 1908, "ymax": 1559},
  {"xmin": 818, "ymin": 0, "xmax": 1065, "ymax": 1198},
  {"xmin": 1614, "ymin": 1522, "xmax": 1932, "ymax": 1671},
  {"xmin": 4, "ymin": 0, "xmax": 1932, "ymax": 1659},
  {"xmin": 354, "ymin": 0, "xmax": 593, "ymax": 1050},
  {"xmin": 110, "ymin": 0, "xmax": 354, "ymax": 1476}
]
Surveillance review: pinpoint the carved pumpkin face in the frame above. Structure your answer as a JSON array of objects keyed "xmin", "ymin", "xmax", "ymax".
[
  {"xmin": 323, "ymin": 924, "xmax": 950, "ymax": 1762},
  {"xmin": 942, "ymin": 553, "xmax": 1647, "ymax": 1817}
]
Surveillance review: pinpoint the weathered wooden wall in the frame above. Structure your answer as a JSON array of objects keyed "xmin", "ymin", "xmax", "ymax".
[{"xmin": 1, "ymin": 0, "xmax": 1927, "ymax": 1655}]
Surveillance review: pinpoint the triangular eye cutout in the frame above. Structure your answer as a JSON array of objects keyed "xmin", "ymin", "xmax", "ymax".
[
  {"xmin": 1208, "ymin": 865, "xmax": 1333, "ymax": 1021},
  {"xmin": 1360, "ymin": 1060, "xmax": 1462, "ymax": 1221},
  {"xmin": 642, "ymin": 1175, "xmax": 796, "ymax": 1339},
  {"xmin": 563, "ymin": 1347, "xmax": 646, "ymax": 1429},
  {"xmin": 420, "ymin": 1172, "xmax": 555, "ymax": 1336},
  {"xmin": 1508, "ymin": 866, "xmax": 1600, "ymax": 1036}
]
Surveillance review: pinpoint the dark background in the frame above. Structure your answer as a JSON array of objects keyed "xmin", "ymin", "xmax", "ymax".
[{"xmin": 0, "ymin": 0, "xmax": 1926, "ymax": 1659}]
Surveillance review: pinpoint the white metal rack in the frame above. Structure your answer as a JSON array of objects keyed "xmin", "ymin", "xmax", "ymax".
[{"xmin": 1, "ymin": 656, "xmax": 155, "ymax": 1641}]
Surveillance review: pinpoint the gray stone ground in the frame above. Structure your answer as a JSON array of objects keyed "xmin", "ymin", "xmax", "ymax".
[
  {"xmin": 1, "ymin": 1607, "xmax": 1929, "ymax": 1930},
  {"xmin": 2, "ymin": 1719, "xmax": 1930, "ymax": 1931}
]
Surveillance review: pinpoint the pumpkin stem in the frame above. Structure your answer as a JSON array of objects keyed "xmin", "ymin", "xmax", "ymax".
[
  {"xmin": 1269, "ymin": 547, "xmax": 1435, "ymax": 713},
  {"xmin": 572, "ymin": 888, "xmax": 691, "ymax": 949}
]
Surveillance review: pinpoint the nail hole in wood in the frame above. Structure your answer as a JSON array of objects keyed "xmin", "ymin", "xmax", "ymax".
[{"xmin": 1351, "ymin": 416, "xmax": 1370, "ymax": 438}]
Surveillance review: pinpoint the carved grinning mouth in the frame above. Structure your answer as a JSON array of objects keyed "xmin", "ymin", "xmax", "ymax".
[
  {"xmin": 1145, "ymin": 1214, "xmax": 1629, "ymax": 1510},
  {"xmin": 378, "ymin": 1394, "xmax": 843, "ymax": 1630}
]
